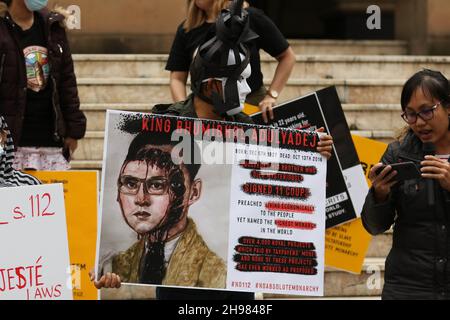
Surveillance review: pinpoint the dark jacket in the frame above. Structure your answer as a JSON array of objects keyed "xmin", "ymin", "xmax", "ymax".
[
  {"xmin": 362, "ymin": 130, "xmax": 450, "ymax": 300},
  {"xmin": 0, "ymin": 4, "xmax": 86, "ymax": 146}
]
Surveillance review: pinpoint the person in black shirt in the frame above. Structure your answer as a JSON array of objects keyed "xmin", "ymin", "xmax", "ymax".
[
  {"xmin": 14, "ymin": 7, "xmax": 56, "ymax": 149},
  {"xmin": 90, "ymin": 1, "xmax": 333, "ymax": 300},
  {"xmin": 166, "ymin": 0, "xmax": 295, "ymax": 123}
]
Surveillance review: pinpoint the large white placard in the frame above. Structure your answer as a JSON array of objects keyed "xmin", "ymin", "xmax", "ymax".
[
  {"xmin": 97, "ymin": 111, "xmax": 326, "ymax": 296},
  {"xmin": 0, "ymin": 184, "xmax": 72, "ymax": 300}
]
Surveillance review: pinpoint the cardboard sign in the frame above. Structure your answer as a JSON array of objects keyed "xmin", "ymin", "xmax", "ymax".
[
  {"xmin": 250, "ymin": 87, "xmax": 368, "ymax": 228},
  {"xmin": 0, "ymin": 184, "xmax": 73, "ymax": 300},
  {"xmin": 324, "ymin": 135, "xmax": 388, "ymax": 273},
  {"xmin": 27, "ymin": 171, "xmax": 99, "ymax": 300},
  {"xmin": 97, "ymin": 110, "xmax": 327, "ymax": 296}
]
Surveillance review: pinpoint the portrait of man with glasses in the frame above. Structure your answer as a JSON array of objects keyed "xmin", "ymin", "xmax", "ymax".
[{"xmin": 97, "ymin": 128, "xmax": 227, "ymax": 289}]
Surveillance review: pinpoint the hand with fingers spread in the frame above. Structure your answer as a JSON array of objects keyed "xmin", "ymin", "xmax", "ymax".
[
  {"xmin": 369, "ymin": 163, "xmax": 398, "ymax": 203},
  {"xmin": 315, "ymin": 127, "xmax": 333, "ymax": 160},
  {"xmin": 421, "ymin": 155, "xmax": 450, "ymax": 192},
  {"xmin": 89, "ymin": 269, "xmax": 121, "ymax": 289},
  {"xmin": 258, "ymin": 95, "xmax": 276, "ymax": 123}
]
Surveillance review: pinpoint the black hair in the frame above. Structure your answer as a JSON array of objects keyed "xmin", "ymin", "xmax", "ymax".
[
  {"xmin": 125, "ymin": 130, "xmax": 201, "ymax": 181},
  {"xmin": 401, "ymin": 69, "xmax": 450, "ymax": 111}
]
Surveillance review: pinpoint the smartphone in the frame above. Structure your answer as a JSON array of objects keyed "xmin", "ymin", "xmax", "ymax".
[{"xmin": 375, "ymin": 161, "xmax": 421, "ymax": 181}]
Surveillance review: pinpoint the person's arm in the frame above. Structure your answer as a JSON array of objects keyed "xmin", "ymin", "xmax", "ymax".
[
  {"xmin": 170, "ymin": 71, "xmax": 188, "ymax": 102},
  {"xmin": 249, "ymin": 8, "xmax": 295, "ymax": 123},
  {"xmin": 259, "ymin": 46, "xmax": 296, "ymax": 123},
  {"xmin": 166, "ymin": 23, "xmax": 191, "ymax": 103},
  {"xmin": 420, "ymin": 155, "xmax": 450, "ymax": 192},
  {"xmin": 361, "ymin": 144, "xmax": 399, "ymax": 235}
]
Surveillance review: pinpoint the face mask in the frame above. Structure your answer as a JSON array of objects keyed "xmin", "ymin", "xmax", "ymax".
[
  {"xmin": 24, "ymin": 0, "xmax": 48, "ymax": 12},
  {"xmin": 219, "ymin": 50, "xmax": 252, "ymax": 116}
]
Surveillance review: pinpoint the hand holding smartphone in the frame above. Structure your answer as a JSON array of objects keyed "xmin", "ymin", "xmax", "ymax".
[{"xmin": 375, "ymin": 161, "xmax": 421, "ymax": 181}]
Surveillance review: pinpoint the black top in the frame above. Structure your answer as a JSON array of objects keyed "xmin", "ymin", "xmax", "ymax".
[
  {"xmin": 13, "ymin": 13, "xmax": 59, "ymax": 147},
  {"xmin": 165, "ymin": 7, "xmax": 290, "ymax": 92},
  {"xmin": 362, "ymin": 130, "xmax": 450, "ymax": 299}
]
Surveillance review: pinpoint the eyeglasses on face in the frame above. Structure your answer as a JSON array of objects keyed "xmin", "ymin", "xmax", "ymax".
[
  {"xmin": 401, "ymin": 103, "xmax": 440, "ymax": 124},
  {"xmin": 118, "ymin": 176, "xmax": 169, "ymax": 196}
]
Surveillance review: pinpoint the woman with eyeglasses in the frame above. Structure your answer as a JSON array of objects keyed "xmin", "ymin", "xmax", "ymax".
[{"xmin": 362, "ymin": 69, "xmax": 450, "ymax": 300}]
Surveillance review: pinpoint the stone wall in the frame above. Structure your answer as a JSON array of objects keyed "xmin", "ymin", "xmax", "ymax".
[
  {"xmin": 47, "ymin": 0, "xmax": 450, "ymax": 54},
  {"xmin": 48, "ymin": 0, "xmax": 187, "ymax": 53}
]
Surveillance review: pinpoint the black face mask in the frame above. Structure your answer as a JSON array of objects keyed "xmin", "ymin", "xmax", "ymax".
[
  {"xmin": 191, "ymin": 46, "xmax": 251, "ymax": 116},
  {"xmin": 189, "ymin": 0, "xmax": 258, "ymax": 116}
]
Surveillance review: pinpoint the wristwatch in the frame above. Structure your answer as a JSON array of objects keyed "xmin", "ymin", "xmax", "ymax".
[{"xmin": 267, "ymin": 89, "xmax": 279, "ymax": 99}]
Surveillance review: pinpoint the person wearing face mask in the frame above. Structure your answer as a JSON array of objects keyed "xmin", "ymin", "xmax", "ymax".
[
  {"xmin": 0, "ymin": 0, "xmax": 86, "ymax": 170},
  {"xmin": 91, "ymin": 0, "xmax": 334, "ymax": 300},
  {"xmin": 166, "ymin": 0, "xmax": 296, "ymax": 123},
  {"xmin": 152, "ymin": 0, "xmax": 257, "ymax": 125},
  {"xmin": 0, "ymin": 115, "xmax": 40, "ymax": 187},
  {"xmin": 362, "ymin": 69, "xmax": 450, "ymax": 300}
]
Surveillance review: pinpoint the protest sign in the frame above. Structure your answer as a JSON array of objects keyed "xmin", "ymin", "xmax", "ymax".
[
  {"xmin": 324, "ymin": 135, "xmax": 388, "ymax": 273},
  {"xmin": 251, "ymin": 87, "xmax": 368, "ymax": 228},
  {"xmin": 0, "ymin": 184, "xmax": 72, "ymax": 300},
  {"xmin": 27, "ymin": 171, "xmax": 98, "ymax": 300},
  {"xmin": 96, "ymin": 110, "xmax": 327, "ymax": 296}
]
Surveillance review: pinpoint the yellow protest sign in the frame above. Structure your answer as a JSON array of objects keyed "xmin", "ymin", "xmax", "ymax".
[
  {"xmin": 26, "ymin": 171, "xmax": 98, "ymax": 300},
  {"xmin": 352, "ymin": 135, "xmax": 390, "ymax": 183},
  {"xmin": 324, "ymin": 135, "xmax": 388, "ymax": 273}
]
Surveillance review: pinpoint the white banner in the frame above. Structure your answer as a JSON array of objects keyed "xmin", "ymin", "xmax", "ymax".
[
  {"xmin": 227, "ymin": 144, "xmax": 326, "ymax": 296},
  {"xmin": 97, "ymin": 111, "xmax": 326, "ymax": 296},
  {"xmin": 0, "ymin": 184, "xmax": 72, "ymax": 300}
]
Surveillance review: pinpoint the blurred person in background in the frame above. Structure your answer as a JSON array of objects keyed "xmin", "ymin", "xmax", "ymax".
[
  {"xmin": 166, "ymin": 0, "xmax": 295, "ymax": 123},
  {"xmin": 0, "ymin": 0, "xmax": 86, "ymax": 170}
]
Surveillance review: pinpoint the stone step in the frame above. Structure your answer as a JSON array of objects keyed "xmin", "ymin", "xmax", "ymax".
[
  {"xmin": 72, "ymin": 129, "xmax": 396, "ymax": 162},
  {"xmin": 289, "ymin": 39, "xmax": 408, "ymax": 55},
  {"xmin": 73, "ymin": 54, "xmax": 450, "ymax": 80},
  {"xmin": 81, "ymin": 103, "xmax": 153, "ymax": 131},
  {"xmin": 100, "ymin": 258, "xmax": 385, "ymax": 299},
  {"xmin": 81, "ymin": 103, "xmax": 405, "ymax": 132},
  {"xmin": 342, "ymin": 104, "xmax": 404, "ymax": 131},
  {"xmin": 265, "ymin": 258, "xmax": 385, "ymax": 298},
  {"xmin": 77, "ymin": 78, "xmax": 406, "ymax": 104}
]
